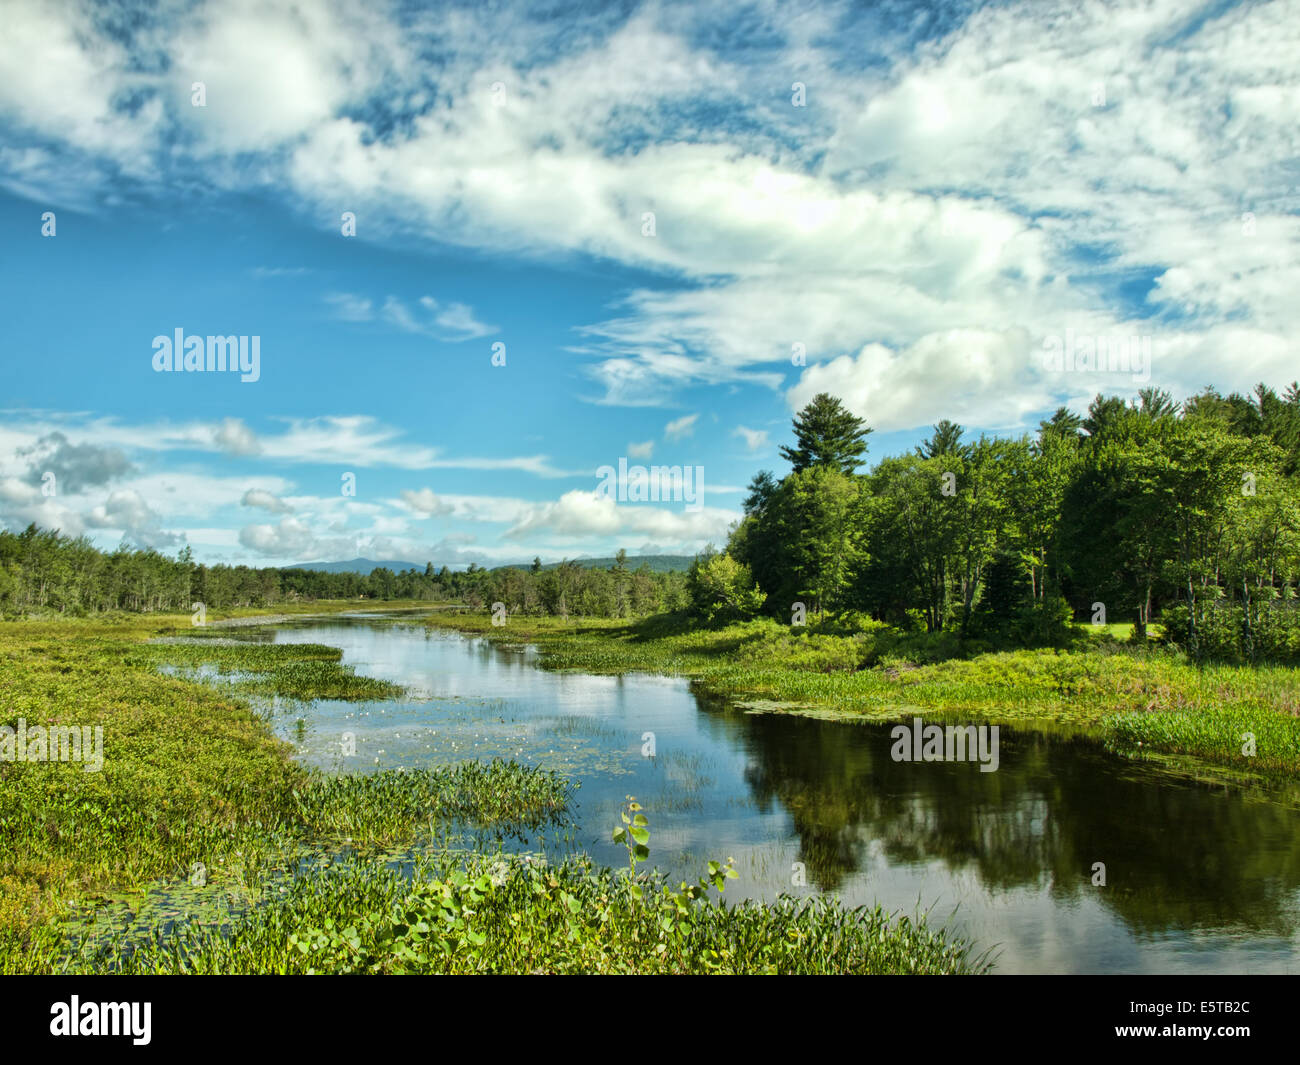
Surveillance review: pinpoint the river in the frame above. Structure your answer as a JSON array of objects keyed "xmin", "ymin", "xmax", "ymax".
[{"xmin": 244, "ymin": 613, "xmax": 1300, "ymax": 975}]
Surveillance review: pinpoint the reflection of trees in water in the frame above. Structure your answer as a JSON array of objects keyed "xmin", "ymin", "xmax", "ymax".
[{"xmin": 698, "ymin": 701, "xmax": 1300, "ymax": 937}]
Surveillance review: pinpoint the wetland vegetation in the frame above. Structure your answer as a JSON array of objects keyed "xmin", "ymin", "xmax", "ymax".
[{"xmin": 0, "ymin": 610, "xmax": 979, "ymax": 975}]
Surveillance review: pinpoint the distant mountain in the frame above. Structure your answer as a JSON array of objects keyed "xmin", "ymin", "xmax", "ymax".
[
  {"xmin": 282, "ymin": 558, "xmax": 427, "ymax": 575},
  {"xmin": 491, "ymin": 555, "xmax": 694, "ymax": 574}
]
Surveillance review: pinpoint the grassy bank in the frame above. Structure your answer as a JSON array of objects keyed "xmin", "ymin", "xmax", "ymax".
[
  {"xmin": 424, "ymin": 611, "xmax": 1300, "ymax": 785},
  {"xmin": 2, "ymin": 608, "xmax": 977, "ymax": 974},
  {"xmin": 141, "ymin": 638, "xmax": 407, "ymax": 700}
]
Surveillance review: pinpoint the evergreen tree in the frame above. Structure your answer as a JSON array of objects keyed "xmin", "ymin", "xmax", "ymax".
[{"xmin": 779, "ymin": 393, "xmax": 872, "ymax": 474}]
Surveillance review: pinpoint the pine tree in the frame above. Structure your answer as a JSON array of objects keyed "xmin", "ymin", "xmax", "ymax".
[{"xmin": 779, "ymin": 393, "xmax": 872, "ymax": 474}]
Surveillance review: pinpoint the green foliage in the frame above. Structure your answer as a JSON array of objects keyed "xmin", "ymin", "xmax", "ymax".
[
  {"xmin": 779, "ymin": 392, "xmax": 872, "ymax": 474},
  {"xmin": 1104, "ymin": 701, "xmax": 1300, "ymax": 781},
  {"xmin": 0, "ymin": 616, "xmax": 570, "ymax": 973},
  {"xmin": 139, "ymin": 639, "xmax": 406, "ymax": 700},
  {"xmin": 686, "ymin": 552, "xmax": 766, "ymax": 623},
  {"xmin": 725, "ymin": 382, "xmax": 1300, "ymax": 652},
  {"xmin": 1163, "ymin": 601, "xmax": 1300, "ymax": 664},
  {"xmin": 0, "ymin": 525, "xmax": 687, "ymax": 620},
  {"xmin": 81, "ymin": 810, "xmax": 981, "ymax": 976}
]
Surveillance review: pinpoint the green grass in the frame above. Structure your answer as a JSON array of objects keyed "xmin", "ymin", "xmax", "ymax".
[
  {"xmin": 137, "ymin": 636, "xmax": 406, "ymax": 700},
  {"xmin": 0, "ymin": 614, "xmax": 557, "ymax": 972},
  {"xmin": 69, "ymin": 803, "xmax": 982, "ymax": 976}
]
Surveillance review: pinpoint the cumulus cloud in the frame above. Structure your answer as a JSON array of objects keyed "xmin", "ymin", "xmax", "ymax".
[
  {"xmin": 85, "ymin": 489, "xmax": 183, "ymax": 549},
  {"xmin": 732, "ymin": 426, "xmax": 768, "ymax": 452},
  {"xmin": 18, "ymin": 431, "xmax": 133, "ymax": 492},
  {"xmin": 503, "ymin": 489, "xmax": 736, "ymax": 548},
  {"xmin": 241, "ymin": 488, "xmax": 293, "ymax": 514},
  {"xmin": 214, "ymin": 418, "xmax": 261, "ymax": 456},
  {"xmin": 788, "ymin": 329, "xmax": 1053, "ymax": 433},
  {"xmin": 239, "ymin": 517, "xmax": 340, "ymax": 559},
  {"xmin": 400, "ymin": 488, "xmax": 455, "ymax": 517}
]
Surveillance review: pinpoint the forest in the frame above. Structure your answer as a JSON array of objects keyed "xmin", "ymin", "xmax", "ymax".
[
  {"xmin": 697, "ymin": 382, "xmax": 1300, "ymax": 663},
  {"xmin": 0, "ymin": 529, "xmax": 689, "ymax": 619}
]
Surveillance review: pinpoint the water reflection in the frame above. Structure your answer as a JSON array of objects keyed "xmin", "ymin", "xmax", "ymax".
[{"xmin": 254, "ymin": 617, "xmax": 1300, "ymax": 973}]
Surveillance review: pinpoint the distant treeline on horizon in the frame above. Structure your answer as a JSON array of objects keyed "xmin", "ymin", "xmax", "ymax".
[{"xmin": 0, "ymin": 531, "xmax": 691, "ymax": 618}]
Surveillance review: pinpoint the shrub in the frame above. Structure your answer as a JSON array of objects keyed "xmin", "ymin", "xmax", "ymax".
[{"xmin": 686, "ymin": 554, "xmax": 767, "ymax": 624}]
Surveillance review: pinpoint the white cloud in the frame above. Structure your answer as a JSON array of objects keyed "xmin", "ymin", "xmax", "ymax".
[
  {"xmin": 3, "ymin": 0, "xmax": 1298, "ymax": 439},
  {"xmin": 238, "ymin": 517, "xmax": 333, "ymax": 559},
  {"xmin": 85, "ymin": 489, "xmax": 183, "ymax": 549},
  {"xmin": 663, "ymin": 414, "xmax": 698, "ymax": 441},
  {"xmin": 324, "ymin": 292, "xmax": 374, "ymax": 322},
  {"xmin": 400, "ymin": 488, "xmax": 455, "ymax": 517},
  {"xmin": 732, "ymin": 426, "xmax": 768, "ymax": 452},
  {"xmin": 214, "ymin": 417, "xmax": 261, "ymax": 456},
  {"xmin": 788, "ymin": 329, "xmax": 1053, "ymax": 433},
  {"xmin": 503, "ymin": 489, "xmax": 737, "ymax": 548},
  {"xmin": 418, "ymin": 297, "xmax": 497, "ymax": 341},
  {"xmin": 331, "ymin": 292, "xmax": 497, "ymax": 341},
  {"xmin": 241, "ymin": 488, "xmax": 293, "ymax": 514}
]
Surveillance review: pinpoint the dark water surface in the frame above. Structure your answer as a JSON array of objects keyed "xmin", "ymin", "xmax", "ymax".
[{"xmin": 255, "ymin": 615, "xmax": 1300, "ymax": 974}]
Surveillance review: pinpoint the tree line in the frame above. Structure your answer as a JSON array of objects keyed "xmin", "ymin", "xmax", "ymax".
[
  {"xmin": 0, "ymin": 528, "xmax": 687, "ymax": 619},
  {"xmin": 690, "ymin": 384, "xmax": 1300, "ymax": 662}
]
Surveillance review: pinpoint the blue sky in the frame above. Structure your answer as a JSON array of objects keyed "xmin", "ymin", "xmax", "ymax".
[{"xmin": 1, "ymin": 0, "xmax": 1296, "ymax": 566}]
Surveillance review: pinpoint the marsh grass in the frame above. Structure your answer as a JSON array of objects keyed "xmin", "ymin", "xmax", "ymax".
[
  {"xmin": 139, "ymin": 638, "xmax": 406, "ymax": 700},
  {"xmin": 0, "ymin": 614, "xmax": 552, "ymax": 973},
  {"xmin": 3, "ymin": 609, "xmax": 984, "ymax": 975},
  {"xmin": 77, "ymin": 848, "xmax": 982, "ymax": 975}
]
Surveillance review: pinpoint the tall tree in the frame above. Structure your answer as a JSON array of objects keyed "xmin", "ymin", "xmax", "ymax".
[
  {"xmin": 743, "ymin": 470, "xmax": 779, "ymax": 515},
  {"xmin": 916, "ymin": 419, "xmax": 968, "ymax": 459},
  {"xmin": 1038, "ymin": 406, "xmax": 1083, "ymax": 441},
  {"xmin": 779, "ymin": 393, "xmax": 872, "ymax": 474}
]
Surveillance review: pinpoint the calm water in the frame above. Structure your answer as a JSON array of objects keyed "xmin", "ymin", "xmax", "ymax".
[{"xmin": 255, "ymin": 615, "xmax": 1299, "ymax": 974}]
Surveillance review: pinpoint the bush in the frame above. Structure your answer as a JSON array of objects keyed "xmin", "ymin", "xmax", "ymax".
[
  {"xmin": 686, "ymin": 554, "xmax": 767, "ymax": 624},
  {"xmin": 1010, "ymin": 595, "xmax": 1075, "ymax": 646},
  {"xmin": 1162, "ymin": 601, "xmax": 1300, "ymax": 663}
]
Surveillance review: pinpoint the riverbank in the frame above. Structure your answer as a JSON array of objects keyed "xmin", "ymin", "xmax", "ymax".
[
  {"xmin": 421, "ymin": 611, "xmax": 1300, "ymax": 788},
  {"xmin": 1, "ymin": 608, "xmax": 981, "ymax": 974}
]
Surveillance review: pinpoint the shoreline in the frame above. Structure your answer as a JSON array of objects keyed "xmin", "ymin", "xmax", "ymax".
[{"xmin": 417, "ymin": 609, "xmax": 1300, "ymax": 798}]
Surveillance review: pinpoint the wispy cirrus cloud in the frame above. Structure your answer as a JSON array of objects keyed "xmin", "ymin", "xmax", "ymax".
[{"xmin": 328, "ymin": 292, "xmax": 497, "ymax": 341}]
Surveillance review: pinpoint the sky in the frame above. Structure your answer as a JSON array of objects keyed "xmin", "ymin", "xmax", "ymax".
[{"xmin": 0, "ymin": 0, "xmax": 1297, "ymax": 568}]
